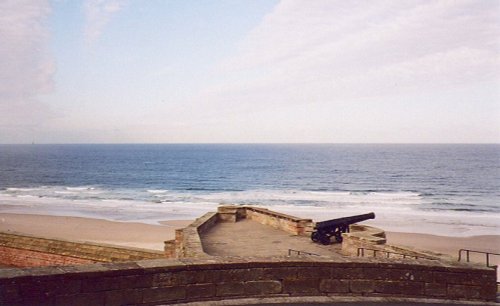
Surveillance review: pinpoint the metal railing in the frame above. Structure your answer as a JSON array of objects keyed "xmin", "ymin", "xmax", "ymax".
[
  {"xmin": 288, "ymin": 249, "xmax": 320, "ymax": 256},
  {"xmin": 458, "ymin": 249, "xmax": 500, "ymax": 267},
  {"xmin": 357, "ymin": 247, "xmax": 436, "ymax": 261}
]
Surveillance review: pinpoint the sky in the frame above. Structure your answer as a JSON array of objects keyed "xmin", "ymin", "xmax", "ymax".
[{"xmin": 0, "ymin": 0, "xmax": 499, "ymax": 144}]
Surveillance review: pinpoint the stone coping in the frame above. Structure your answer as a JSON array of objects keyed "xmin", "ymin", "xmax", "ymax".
[
  {"xmin": 0, "ymin": 256, "xmax": 493, "ymax": 282},
  {"xmin": 241, "ymin": 205, "xmax": 313, "ymax": 223}
]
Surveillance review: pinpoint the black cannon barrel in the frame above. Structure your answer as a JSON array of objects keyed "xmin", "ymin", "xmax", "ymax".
[{"xmin": 316, "ymin": 212, "xmax": 375, "ymax": 229}]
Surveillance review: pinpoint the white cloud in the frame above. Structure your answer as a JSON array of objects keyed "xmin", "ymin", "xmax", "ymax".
[
  {"xmin": 211, "ymin": 0, "xmax": 500, "ymax": 106},
  {"xmin": 0, "ymin": 0, "xmax": 54, "ymax": 141},
  {"xmin": 84, "ymin": 0, "xmax": 126, "ymax": 45}
]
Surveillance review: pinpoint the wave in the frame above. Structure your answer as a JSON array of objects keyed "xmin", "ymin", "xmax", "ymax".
[
  {"xmin": 66, "ymin": 187, "xmax": 95, "ymax": 191},
  {"xmin": 6, "ymin": 187, "xmax": 41, "ymax": 192},
  {"xmin": 1, "ymin": 185, "xmax": 498, "ymax": 216},
  {"xmin": 147, "ymin": 189, "xmax": 168, "ymax": 194},
  {"xmin": 0, "ymin": 186, "xmax": 498, "ymax": 236},
  {"xmin": 54, "ymin": 191, "xmax": 75, "ymax": 195}
]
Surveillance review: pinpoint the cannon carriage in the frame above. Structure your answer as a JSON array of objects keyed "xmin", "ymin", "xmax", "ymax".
[{"xmin": 311, "ymin": 212, "xmax": 375, "ymax": 245}]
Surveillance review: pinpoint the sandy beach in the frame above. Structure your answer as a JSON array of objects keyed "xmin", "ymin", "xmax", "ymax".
[
  {"xmin": 1, "ymin": 213, "xmax": 499, "ymax": 266},
  {"xmin": 0, "ymin": 213, "xmax": 191, "ymax": 251},
  {"xmin": 386, "ymin": 231, "xmax": 500, "ymax": 266}
]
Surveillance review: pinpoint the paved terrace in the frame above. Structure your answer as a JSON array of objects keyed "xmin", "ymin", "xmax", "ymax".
[{"xmin": 200, "ymin": 218, "xmax": 344, "ymax": 259}]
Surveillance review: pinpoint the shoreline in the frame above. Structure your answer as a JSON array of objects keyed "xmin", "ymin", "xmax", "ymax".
[{"xmin": 1, "ymin": 213, "xmax": 499, "ymax": 263}]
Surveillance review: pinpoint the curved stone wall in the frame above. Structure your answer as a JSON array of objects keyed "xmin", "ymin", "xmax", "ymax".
[{"xmin": 0, "ymin": 257, "xmax": 496, "ymax": 305}]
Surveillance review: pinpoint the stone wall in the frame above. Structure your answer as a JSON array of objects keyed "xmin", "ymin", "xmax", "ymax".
[
  {"xmin": 164, "ymin": 206, "xmax": 315, "ymax": 259},
  {"xmin": 244, "ymin": 206, "xmax": 314, "ymax": 236},
  {"xmin": 219, "ymin": 205, "xmax": 314, "ymax": 236},
  {"xmin": 164, "ymin": 212, "xmax": 218, "ymax": 259},
  {"xmin": 342, "ymin": 225, "xmax": 450, "ymax": 261},
  {"xmin": 0, "ymin": 257, "xmax": 496, "ymax": 305},
  {"xmin": 0, "ymin": 232, "xmax": 164, "ymax": 267}
]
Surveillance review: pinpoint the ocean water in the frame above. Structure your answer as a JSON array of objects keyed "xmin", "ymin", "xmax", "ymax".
[{"xmin": 0, "ymin": 144, "xmax": 498, "ymax": 236}]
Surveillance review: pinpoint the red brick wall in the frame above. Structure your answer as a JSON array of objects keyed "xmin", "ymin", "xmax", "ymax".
[
  {"xmin": 0, "ymin": 246, "xmax": 94, "ymax": 267},
  {"xmin": 0, "ymin": 232, "xmax": 164, "ymax": 268}
]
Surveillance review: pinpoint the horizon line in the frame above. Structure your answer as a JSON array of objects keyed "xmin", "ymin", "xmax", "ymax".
[{"xmin": 1, "ymin": 142, "xmax": 499, "ymax": 145}]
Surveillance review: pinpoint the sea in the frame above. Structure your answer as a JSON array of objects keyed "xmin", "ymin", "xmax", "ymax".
[{"xmin": 0, "ymin": 144, "xmax": 498, "ymax": 236}]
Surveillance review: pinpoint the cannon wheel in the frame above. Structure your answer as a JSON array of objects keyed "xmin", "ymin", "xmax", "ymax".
[
  {"xmin": 334, "ymin": 225, "xmax": 346, "ymax": 243},
  {"xmin": 311, "ymin": 231, "xmax": 320, "ymax": 242},
  {"xmin": 335, "ymin": 234, "xmax": 343, "ymax": 243},
  {"xmin": 319, "ymin": 235, "xmax": 330, "ymax": 245}
]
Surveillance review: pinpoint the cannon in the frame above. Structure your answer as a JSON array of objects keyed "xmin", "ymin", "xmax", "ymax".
[{"xmin": 311, "ymin": 212, "xmax": 375, "ymax": 245}]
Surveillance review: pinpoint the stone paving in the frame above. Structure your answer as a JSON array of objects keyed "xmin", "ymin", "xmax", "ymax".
[{"xmin": 200, "ymin": 218, "xmax": 345, "ymax": 259}]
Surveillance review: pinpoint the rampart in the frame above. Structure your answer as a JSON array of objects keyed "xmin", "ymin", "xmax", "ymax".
[
  {"xmin": 164, "ymin": 205, "xmax": 315, "ymax": 258},
  {"xmin": 0, "ymin": 257, "xmax": 496, "ymax": 305},
  {"xmin": 0, "ymin": 232, "xmax": 164, "ymax": 267}
]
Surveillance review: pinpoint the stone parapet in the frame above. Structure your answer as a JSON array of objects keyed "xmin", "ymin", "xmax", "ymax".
[
  {"xmin": 342, "ymin": 225, "xmax": 451, "ymax": 261},
  {"xmin": 220, "ymin": 205, "xmax": 314, "ymax": 236},
  {"xmin": 165, "ymin": 206, "xmax": 315, "ymax": 259},
  {"xmin": 0, "ymin": 257, "xmax": 496, "ymax": 305},
  {"xmin": 0, "ymin": 232, "xmax": 164, "ymax": 268},
  {"xmin": 165, "ymin": 212, "xmax": 219, "ymax": 258}
]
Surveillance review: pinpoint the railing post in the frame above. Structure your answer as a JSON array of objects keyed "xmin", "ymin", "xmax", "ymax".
[
  {"xmin": 466, "ymin": 250, "xmax": 470, "ymax": 262},
  {"xmin": 486, "ymin": 253, "xmax": 490, "ymax": 267}
]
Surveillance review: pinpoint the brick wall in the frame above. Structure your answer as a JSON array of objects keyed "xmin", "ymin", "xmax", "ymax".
[
  {"xmin": 0, "ymin": 246, "xmax": 94, "ymax": 267},
  {"xmin": 0, "ymin": 258, "xmax": 496, "ymax": 305},
  {"xmin": 0, "ymin": 232, "xmax": 164, "ymax": 267}
]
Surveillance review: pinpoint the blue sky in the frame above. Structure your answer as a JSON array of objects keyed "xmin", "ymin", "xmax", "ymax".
[{"xmin": 0, "ymin": 0, "xmax": 499, "ymax": 143}]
